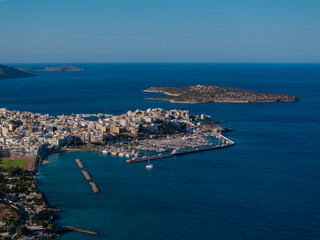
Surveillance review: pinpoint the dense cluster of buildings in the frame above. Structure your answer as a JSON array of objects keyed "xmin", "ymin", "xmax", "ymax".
[{"xmin": 0, "ymin": 108, "xmax": 211, "ymax": 158}]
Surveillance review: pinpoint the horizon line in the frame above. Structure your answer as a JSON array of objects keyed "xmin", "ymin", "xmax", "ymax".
[{"xmin": 3, "ymin": 61, "xmax": 320, "ymax": 65}]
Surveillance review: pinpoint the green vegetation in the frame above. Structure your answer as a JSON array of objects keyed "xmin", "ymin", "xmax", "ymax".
[
  {"xmin": 0, "ymin": 203, "xmax": 22, "ymax": 233},
  {"xmin": 0, "ymin": 159, "xmax": 29, "ymax": 169},
  {"xmin": 158, "ymin": 122, "xmax": 177, "ymax": 135},
  {"xmin": 0, "ymin": 167, "xmax": 38, "ymax": 198},
  {"xmin": 29, "ymin": 213, "xmax": 56, "ymax": 228}
]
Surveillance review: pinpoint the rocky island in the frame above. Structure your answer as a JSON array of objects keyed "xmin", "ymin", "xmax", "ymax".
[
  {"xmin": 43, "ymin": 65, "xmax": 84, "ymax": 72},
  {"xmin": 0, "ymin": 64, "xmax": 35, "ymax": 80},
  {"xmin": 16, "ymin": 65, "xmax": 84, "ymax": 72},
  {"xmin": 144, "ymin": 85, "xmax": 299, "ymax": 103}
]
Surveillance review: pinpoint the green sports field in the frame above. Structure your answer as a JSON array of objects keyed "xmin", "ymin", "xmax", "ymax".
[{"xmin": 0, "ymin": 159, "xmax": 29, "ymax": 169}]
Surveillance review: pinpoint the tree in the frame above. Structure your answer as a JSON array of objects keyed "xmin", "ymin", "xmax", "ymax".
[
  {"xmin": 16, "ymin": 226, "xmax": 27, "ymax": 236},
  {"xmin": 47, "ymin": 223, "xmax": 55, "ymax": 230},
  {"xmin": 29, "ymin": 214, "xmax": 35, "ymax": 224}
]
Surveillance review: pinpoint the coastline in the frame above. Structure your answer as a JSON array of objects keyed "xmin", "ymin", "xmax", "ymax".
[
  {"xmin": 1, "ymin": 106, "xmax": 235, "ymax": 238},
  {"xmin": 144, "ymin": 97, "xmax": 252, "ymax": 104},
  {"xmin": 35, "ymin": 150, "xmax": 100, "ymax": 237},
  {"xmin": 144, "ymin": 97, "xmax": 299, "ymax": 104}
]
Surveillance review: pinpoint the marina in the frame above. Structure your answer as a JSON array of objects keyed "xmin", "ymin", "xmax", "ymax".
[
  {"xmin": 126, "ymin": 142, "xmax": 234, "ymax": 163},
  {"xmin": 127, "ymin": 133, "xmax": 234, "ymax": 163}
]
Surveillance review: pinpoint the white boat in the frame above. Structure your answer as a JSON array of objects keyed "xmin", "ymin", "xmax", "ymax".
[
  {"xmin": 118, "ymin": 153, "xmax": 124, "ymax": 157},
  {"xmin": 146, "ymin": 160, "xmax": 153, "ymax": 169},
  {"xmin": 125, "ymin": 154, "xmax": 130, "ymax": 158},
  {"xmin": 102, "ymin": 150, "xmax": 108, "ymax": 154}
]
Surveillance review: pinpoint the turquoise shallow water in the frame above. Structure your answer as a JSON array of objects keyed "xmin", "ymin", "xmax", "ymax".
[{"xmin": 1, "ymin": 63, "xmax": 320, "ymax": 239}]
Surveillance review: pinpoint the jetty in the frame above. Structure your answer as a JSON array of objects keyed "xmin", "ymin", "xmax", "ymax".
[
  {"xmin": 61, "ymin": 226, "xmax": 99, "ymax": 236},
  {"xmin": 89, "ymin": 182, "xmax": 100, "ymax": 194},
  {"xmin": 75, "ymin": 158, "xmax": 85, "ymax": 168},
  {"xmin": 81, "ymin": 170, "xmax": 93, "ymax": 181},
  {"xmin": 127, "ymin": 134, "xmax": 234, "ymax": 163}
]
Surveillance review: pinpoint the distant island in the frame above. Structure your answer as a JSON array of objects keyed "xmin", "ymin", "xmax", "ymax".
[
  {"xmin": 0, "ymin": 64, "xmax": 35, "ymax": 80},
  {"xmin": 16, "ymin": 64, "xmax": 84, "ymax": 72},
  {"xmin": 144, "ymin": 85, "xmax": 300, "ymax": 103}
]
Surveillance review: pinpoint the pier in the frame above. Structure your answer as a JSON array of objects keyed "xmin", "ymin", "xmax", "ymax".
[
  {"xmin": 89, "ymin": 182, "xmax": 100, "ymax": 194},
  {"xmin": 75, "ymin": 158, "xmax": 85, "ymax": 168},
  {"xmin": 81, "ymin": 170, "xmax": 93, "ymax": 181}
]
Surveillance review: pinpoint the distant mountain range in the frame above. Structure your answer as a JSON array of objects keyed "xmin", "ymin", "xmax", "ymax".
[
  {"xmin": 0, "ymin": 64, "xmax": 35, "ymax": 80},
  {"xmin": 16, "ymin": 65, "xmax": 84, "ymax": 72}
]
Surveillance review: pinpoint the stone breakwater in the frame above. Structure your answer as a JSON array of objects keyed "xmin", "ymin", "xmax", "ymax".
[
  {"xmin": 75, "ymin": 158, "xmax": 100, "ymax": 194},
  {"xmin": 75, "ymin": 158, "xmax": 85, "ymax": 168},
  {"xmin": 81, "ymin": 170, "xmax": 93, "ymax": 180}
]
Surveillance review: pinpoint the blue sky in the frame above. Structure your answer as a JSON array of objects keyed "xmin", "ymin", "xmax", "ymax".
[{"xmin": 0, "ymin": 0, "xmax": 319, "ymax": 63}]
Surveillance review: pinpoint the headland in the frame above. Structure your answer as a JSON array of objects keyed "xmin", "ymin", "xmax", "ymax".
[{"xmin": 0, "ymin": 64, "xmax": 35, "ymax": 80}]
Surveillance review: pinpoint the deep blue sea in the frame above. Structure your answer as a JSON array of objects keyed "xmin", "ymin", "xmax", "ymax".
[{"xmin": 1, "ymin": 63, "xmax": 320, "ymax": 240}]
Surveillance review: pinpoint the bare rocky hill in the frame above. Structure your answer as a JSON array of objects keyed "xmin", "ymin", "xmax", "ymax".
[{"xmin": 144, "ymin": 85, "xmax": 299, "ymax": 103}]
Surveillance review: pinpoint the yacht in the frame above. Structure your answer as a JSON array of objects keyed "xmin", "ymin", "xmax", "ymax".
[{"xmin": 146, "ymin": 159, "xmax": 153, "ymax": 169}]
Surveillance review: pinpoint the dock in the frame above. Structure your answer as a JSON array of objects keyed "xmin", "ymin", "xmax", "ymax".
[
  {"xmin": 81, "ymin": 170, "xmax": 93, "ymax": 181},
  {"xmin": 75, "ymin": 158, "xmax": 84, "ymax": 169},
  {"xmin": 89, "ymin": 182, "xmax": 100, "ymax": 194}
]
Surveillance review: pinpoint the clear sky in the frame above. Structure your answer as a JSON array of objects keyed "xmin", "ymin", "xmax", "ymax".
[{"xmin": 0, "ymin": 0, "xmax": 319, "ymax": 63}]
